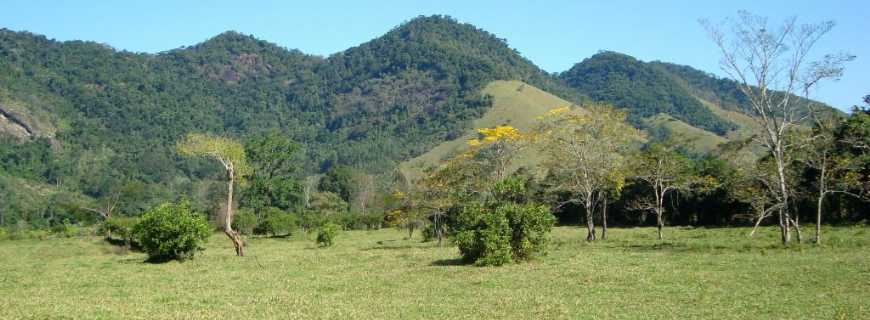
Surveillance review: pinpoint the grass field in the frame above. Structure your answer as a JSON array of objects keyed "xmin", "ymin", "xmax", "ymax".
[{"xmin": 1, "ymin": 226, "xmax": 868, "ymax": 319}]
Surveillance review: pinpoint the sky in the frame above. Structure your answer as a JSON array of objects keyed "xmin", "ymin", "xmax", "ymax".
[{"xmin": 2, "ymin": 0, "xmax": 867, "ymax": 110}]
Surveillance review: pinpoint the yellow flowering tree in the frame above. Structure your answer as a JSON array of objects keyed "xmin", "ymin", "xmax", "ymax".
[{"xmin": 466, "ymin": 125, "xmax": 523, "ymax": 181}]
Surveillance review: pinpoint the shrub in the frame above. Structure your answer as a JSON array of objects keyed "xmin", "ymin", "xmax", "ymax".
[
  {"xmin": 453, "ymin": 205, "xmax": 513, "ymax": 266},
  {"xmin": 232, "ymin": 209, "xmax": 258, "ymax": 235},
  {"xmin": 316, "ymin": 222, "xmax": 339, "ymax": 247},
  {"xmin": 50, "ymin": 219, "xmax": 76, "ymax": 238},
  {"xmin": 132, "ymin": 201, "xmax": 211, "ymax": 261},
  {"xmin": 422, "ymin": 219, "xmax": 448, "ymax": 243},
  {"xmin": 256, "ymin": 208, "xmax": 297, "ymax": 236},
  {"xmin": 451, "ymin": 203, "xmax": 554, "ymax": 266},
  {"xmin": 298, "ymin": 210, "xmax": 326, "ymax": 231},
  {"xmin": 101, "ymin": 216, "xmax": 140, "ymax": 247},
  {"xmin": 499, "ymin": 203, "xmax": 555, "ymax": 261}
]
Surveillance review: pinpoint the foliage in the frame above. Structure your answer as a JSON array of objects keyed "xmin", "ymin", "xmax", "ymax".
[
  {"xmin": 308, "ymin": 191, "xmax": 348, "ymax": 216},
  {"xmin": 177, "ymin": 133, "xmax": 249, "ymax": 178},
  {"xmin": 100, "ymin": 216, "xmax": 140, "ymax": 245},
  {"xmin": 316, "ymin": 222, "xmax": 339, "ymax": 247},
  {"xmin": 452, "ymin": 201, "xmax": 554, "ymax": 266},
  {"xmin": 466, "ymin": 125, "xmax": 524, "ymax": 181},
  {"xmin": 318, "ymin": 165, "xmax": 355, "ymax": 202},
  {"xmin": 255, "ymin": 207, "xmax": 297, "ymax": 236},
  {"xmin": 536, "ymin": 104, "xmax": 640, "ymax": 240},
  {"xmin": 453, "ymin": 204, "xmax": 513, "ymax": 266},
  {"xmin": 560, "ymin": 51, "xmax": 736, "ymax": 134},
  {"xmin": 241, "ymin": 131, "xmax": 303, "ymax": 212},
  {"xmin": 498, "ymin": 203, "xmax": 555, "ymax": 260},
  {"xmin": 132, "ymin": 201, "xmax": 211, "ymax": 261},
  {"xmin": 231, "ymin": 209, "xmax": 258, "ymax": 235}
]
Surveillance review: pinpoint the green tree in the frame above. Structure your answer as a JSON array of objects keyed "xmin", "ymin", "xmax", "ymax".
[
  {"xmin": 242, "ymin": 131, "xmax": 303, "ymax": 214},
  {"xmin": 319, "ymin": 165, "xmax": 355, "ymax": 203},
  {"xmin": 177, "ymin": 133, "xmax": 249, "ymax": 256}
]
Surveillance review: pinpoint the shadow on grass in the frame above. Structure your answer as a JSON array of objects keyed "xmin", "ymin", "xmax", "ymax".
[
  {"xmin": 361, "ymin": 244, "xmax": 418, "ymax": 251},
  {"xmin": 430, "ymin": 258, "xmax": 467, "ymax": 267}
]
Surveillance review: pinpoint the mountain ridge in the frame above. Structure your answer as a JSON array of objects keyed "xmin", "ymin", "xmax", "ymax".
[{"xmin": 0, "ymin": 15, "xmax": 833, "ymax": 217}]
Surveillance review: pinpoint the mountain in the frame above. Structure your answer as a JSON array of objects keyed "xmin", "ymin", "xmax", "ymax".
[
  {"xmin": 0, "ymin": 16, "xmax": 586, "ymax": 216},
  {"xmin": 559, "ymin": 51, "xmax": 737, "ymax": 135},
  {"xmin": 0, "ymin": 15, "xmax": 834, "ymax": 220}
]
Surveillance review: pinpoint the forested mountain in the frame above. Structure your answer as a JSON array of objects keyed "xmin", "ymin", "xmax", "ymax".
[
  {"xmin": 559, "ymin": 51, "xmax": 738, "ymax": 135},
  {"xmin": 0, "ymin": 16, "xmax": 587, "ymax": 219},
  {"xmin": 0, "ymin": 15, "xmax": 837, "ymax": 222}
]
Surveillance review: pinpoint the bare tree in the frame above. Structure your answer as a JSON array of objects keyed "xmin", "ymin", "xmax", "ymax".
[
  {"xmin": 80, "ymin": 190, "xmax": 121, "ymax": 220},
  {"xmin": 702, "ymin": 11, "xmax": 851, "ymax": 245},
  {"xmin": 536, "ymin": 105, "xmax": 639, "ymax": 241},
  {"xmin": 630, "ymin": 142, "xmax": 698, "ymax": 240}
]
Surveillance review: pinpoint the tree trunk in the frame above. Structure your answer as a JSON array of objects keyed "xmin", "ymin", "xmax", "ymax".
[
  {"xmin": 775, "ymin": 147, "xmax": 791, "ymax": 246},
  {"xmin": 815, "ymin": 193, "xmax": 824, "ymax": 244},
  {"xmin": 656, "ymin": 210, "xmax": 664, "ymax": 240},
  {"xmin": 585, "ymin": 201, "xmax": 595, "ymax": 241},
  {"xmin": 749, "ymin": 206, "xmax": 765, "ymax": 238},
  {"xmin": 435, "ymin": 214, "xmax": 443, "ymax": 247},
  {"xmin": 779, "ymin": 207, "xmax": 791, "ymax": 246},
  {"xmin": 225, "ymin": 166, "xmax": 244, "ymax": 257},
  {"xmin": 600, "ymin": 198, "xmax": 608, "ymax": 240},
  {"xmin": 792, "ymin": 217, "xmax": 802, "ymax": 244}
]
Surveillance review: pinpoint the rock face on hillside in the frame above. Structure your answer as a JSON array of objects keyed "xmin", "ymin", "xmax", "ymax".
[{"xmin": 0, "ymin": 104, "xmax": 33, "ymax": 139}]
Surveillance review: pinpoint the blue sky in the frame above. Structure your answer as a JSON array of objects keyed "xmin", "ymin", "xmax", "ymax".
[{"xmin": 2, "ymin": 0, "xmax": 867, "ymax": 110}]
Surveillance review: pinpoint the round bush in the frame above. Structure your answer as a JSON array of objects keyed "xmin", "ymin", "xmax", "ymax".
[
  {"xmin": 499, "ymin": 203, "xmax": 555, "ymax": 261},
  {"xmin": 316, "ymin": 222, "xmax": 339, "ymax": 247},
  {"xmin": 453, "ymin": 205, "xmax": 513, "ymax": 266},
  {"xmin": 133, "ymin": 201, "xmax": 211, "ymax": 261}
]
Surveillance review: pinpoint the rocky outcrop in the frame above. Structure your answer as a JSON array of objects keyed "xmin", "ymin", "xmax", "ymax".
[{"xmin": 0, "ymin": 104, "xmax": 34, "ymax": 139}]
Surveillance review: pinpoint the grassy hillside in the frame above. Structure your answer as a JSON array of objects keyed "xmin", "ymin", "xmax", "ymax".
[
  {"xmin": 643, "ymin": 114, "xmax": 728, "ymax": 153},
  {"xmin": 400, "ymin": 80, "xmax": 575, "ymax": 180},
  {"xmin": 1, "ymin": 226, "xmax": 867, "ymax": 319}
]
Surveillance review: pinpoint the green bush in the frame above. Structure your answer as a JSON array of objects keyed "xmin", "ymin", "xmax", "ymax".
[
  {"xmin": 316, "ymin": 222, "xmax": 339, "ymax": 247},
  {"xmin": 132, "ymin": 201, "xmax": 211, "ymax": 261},
  {"xmin": 50, "ymin": 219, "xmax": 78, "ymax": 238},
  {"xmin": 232, "ymin": 209, "xmax": 258, "ymax": 235},
  {"xmin": 499, "ymin": 203, "xmax": 555, "ymax": 261},
  {"xmin": 256, "ymin": 208, "xmax": 297, "ymax": 236},
  {"xmin": 298, "ymin": 210, "xmax": 326, "ymax": 231},
  {"xmin": 422, "ymin": 219, "xmax": 448, "ymax": 243},
  {"xmin": 101, "ymin": 216, "xmax": 140, "ymax": 247},
  {"xmin": 453, "ymin": 205, "xmax": 513, "ymax": 266},
  {"xmin": 451, "ymin": 203, "xmax": 554, "ymax": 266}
]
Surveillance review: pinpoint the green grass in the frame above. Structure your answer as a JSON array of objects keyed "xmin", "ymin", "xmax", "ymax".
[{"xmin": 1, "ymin": 226, "xmax": 868, "ymax": 319}]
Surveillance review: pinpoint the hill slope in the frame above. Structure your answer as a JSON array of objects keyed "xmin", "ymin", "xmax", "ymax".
[{"xmin": 400, "ymin": 80, "xmax": 576, "ymax": 180}]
